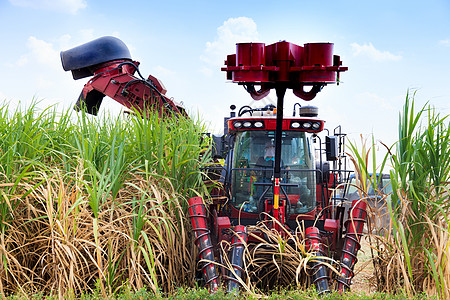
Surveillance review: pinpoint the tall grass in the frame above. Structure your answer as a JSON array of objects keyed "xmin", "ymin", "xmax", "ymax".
[
  {"xmin": 349, "ymin": 91, "xmax": 450, "ymax": 299},
  {"xmin": 0, "ymin": 102, "xmax": 328, "ymax": 297},
  {"xmin": 0, "ymin": 102, "xmax": 211, "ymax": 296}
]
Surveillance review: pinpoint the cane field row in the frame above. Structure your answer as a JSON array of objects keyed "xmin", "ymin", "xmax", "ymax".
[
  {"xmin": 0, "ymin": 90, "xmax": 448, "ymax": 299},
  {"xmin": 0, "ymin": 102, "xmax": 210, "ymax": 297},
  {"xmin": 6, "ymin": 287, "xmax": 434, "ymax": 300}
]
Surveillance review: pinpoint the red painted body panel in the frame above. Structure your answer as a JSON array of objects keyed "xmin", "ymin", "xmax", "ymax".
[{"xmin": 82, "ymin": 60, "xmax": 186, "ymax": 117}]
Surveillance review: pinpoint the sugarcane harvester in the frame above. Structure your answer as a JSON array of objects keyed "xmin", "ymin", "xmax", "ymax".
[
  {"xmin": 189, "ymin": 41, "xmax": 367, "ymax": 294},
  {"xmin": 59, "ymin": 36, "xmax": 366, "ymax": 294}
]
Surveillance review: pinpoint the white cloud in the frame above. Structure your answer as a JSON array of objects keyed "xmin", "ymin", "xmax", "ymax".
[
  {"xmin": 16, "ymin": 55, "xmax": 28, "ymax": 66},
  {"xmin": 351, "ymin": 42, "xmax": 402, "ymax": 62},
  {"xmin": 153, "ymin": 65, "xmax": 176, "ymax": 77},
  {"xmin": 36, "ymin": 75, "xmax": 55, "ymax": 89},
  {"xmin": 199, "ymin": 66, "xmax": 213, "ymax": 77},
  {"xmin": 439, "ymin": 39, "xmax": 450, "ymax": 47},
  {"xmin": 58, "ymin": 34, "xmax": 72, "ymax": 49},
  {"xmin": 79, "ymin": 29, "xmax": 95, "ymax": 41},
  {"xmin": 355, "ymin": 91, "xmax": 395, "ymax": 111},
  {"xmin": 17, "ymin": 33, "xmax": 98, "ymax": 70},
  {"xmin": 9, "ymin": 0, "xmax": 87, "ymax": 14},
  {"xmin": 201, "ymin": 17, "xmax": 259, "ymax": 71},
  {"xmin": 25, "ymin": 36, "xmax": 60, "ymax": 70}
]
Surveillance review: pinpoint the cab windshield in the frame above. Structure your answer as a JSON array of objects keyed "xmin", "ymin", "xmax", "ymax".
[{"xmin": 231, "ymin": 130, "xmax": 316, "ymax": 214}]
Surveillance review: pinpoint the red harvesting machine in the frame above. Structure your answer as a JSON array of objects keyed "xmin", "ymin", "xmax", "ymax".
[
  {"xmin": 60, "ymin": 37, "xmax": 366, "ymax": 295},
  {"xmin": 189, "ymin": 41, "xmax": 366, "ymax": 294}
]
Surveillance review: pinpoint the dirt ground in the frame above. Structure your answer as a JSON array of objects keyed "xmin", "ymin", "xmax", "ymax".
[{"xmin": 350, "ymin": 237, "xmax": 377, "ymax": 294}]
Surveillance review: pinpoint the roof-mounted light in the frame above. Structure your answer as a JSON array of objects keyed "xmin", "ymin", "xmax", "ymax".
[
  {"xmin": 312, "ymin": 122, "xmax": 321, "ymax": 130},
  {"xmin": 302, "ymin": 122, "xmax": 312, "ymax": 129},
  {"xmin": 254, "ymin": 121, "xmax": 264, "ymax": 128}
]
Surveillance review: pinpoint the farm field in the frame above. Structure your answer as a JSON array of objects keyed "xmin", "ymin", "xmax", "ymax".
[
  {"xmin": 1, "ymin": 0, "xmax": 450, "ymax": 298},
  {"xmin": 0, "ymin": 92, "xmax": 448, "ymax": 299}
]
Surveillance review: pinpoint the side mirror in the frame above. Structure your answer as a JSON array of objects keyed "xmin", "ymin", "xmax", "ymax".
[{"xmin": 325, "ymin": 136, "xmax": 339, "ymax": 161}]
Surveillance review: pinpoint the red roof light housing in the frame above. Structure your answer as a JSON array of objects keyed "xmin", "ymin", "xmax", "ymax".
[{"xmin": 229, "ymin": 117, "xmax": 324, "ymax": 133}]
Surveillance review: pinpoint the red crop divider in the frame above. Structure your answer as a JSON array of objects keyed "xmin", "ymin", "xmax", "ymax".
[
  {"xmin": 188, "ymin": 197, "xmax": 220, "ymax": 292},
  {"xmin": 337, "ymin": 199, "xmax": 368, "ymax": 292},
  {"xmin": 305, "ymin": 226, "xmax": 330, "ymax": 295},
  {"xmin": 226, "ymin": 225, "xmax": 248, "ymax": 293}
]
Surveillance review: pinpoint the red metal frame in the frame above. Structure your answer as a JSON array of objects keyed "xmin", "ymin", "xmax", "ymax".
[{"xmin": 80, "ymin": 60, "xmax": 186, "ymax": 117}]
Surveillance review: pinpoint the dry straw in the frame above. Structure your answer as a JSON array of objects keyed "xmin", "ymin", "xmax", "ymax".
[
  {"xmin": 0, "ymin": 103, "xmax": 209, "ymax": 297},
  {"xmin": 5, "ymin": 91, "xmax": 448, "ymax": 298}
]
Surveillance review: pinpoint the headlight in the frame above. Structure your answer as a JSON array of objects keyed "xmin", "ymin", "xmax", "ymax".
[
  {"xmin": 302, "ymin": 122, "xmax": 312, "ymax": 129},
  {"xmin": 312, "ymin": 122, "xmax": 321, "ymax": 130},
  {"xmin": 290, "ymin": 121, "xmax": 301, "ymax": 129},
  {"xmin": 243, "ymin": 121, "xmax": 252, "ymax": 128},
  {"xmin": 254, "ymin": 121, "xmax": 264, "ymax": 128},
  {"xmin": 233, "ymin": 121, "xmax": 242, "ymax": 128}
]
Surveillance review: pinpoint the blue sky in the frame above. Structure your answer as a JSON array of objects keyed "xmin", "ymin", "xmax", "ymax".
[{"xmin": 0, "ymin": 0, "xmax": 449, "ymax": 149}]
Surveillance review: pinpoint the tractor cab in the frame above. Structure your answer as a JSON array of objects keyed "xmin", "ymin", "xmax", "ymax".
[
  {"xmin": 231, "ymin": 128, "xmax": 316, "ymax": 216},
  {"xmin": 214, "ymin": 104, "xmax": 348, "ymax": 229},
  {"xmin": 227, "ymin": 105, "xmax": 321, "ymax": 220}
]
